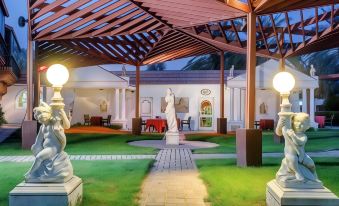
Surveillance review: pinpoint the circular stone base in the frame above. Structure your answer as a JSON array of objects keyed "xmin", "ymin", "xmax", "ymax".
[{"xmin": 128, "ymin": 140, "xmax": 219, "ymax": 149}]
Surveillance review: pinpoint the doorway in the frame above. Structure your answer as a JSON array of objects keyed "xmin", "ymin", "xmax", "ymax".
[{"xmin": 199, "ymin": 98, "xmax": 214, "ymax": 130}]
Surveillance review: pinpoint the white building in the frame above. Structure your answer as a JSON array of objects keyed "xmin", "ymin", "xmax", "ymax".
[{"xmin": 0, "ymin": 59, "xmax": 319, "ymax": 131}]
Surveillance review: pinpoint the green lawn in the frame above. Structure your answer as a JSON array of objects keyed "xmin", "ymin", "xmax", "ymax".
[
  {"xmin": 0, "ymin": 131, "xmax": 162, "ymax": 156},
  {"xmin": 0, "ymin": 160, "xmax": 152, "ymax": 206},
  {"xmin": 196, "ymin": 158, "xmax": 339, "ymax": 206},
  {"xmin": 187, "ymin": 129, "xmax": 339, "ymax": 154}
]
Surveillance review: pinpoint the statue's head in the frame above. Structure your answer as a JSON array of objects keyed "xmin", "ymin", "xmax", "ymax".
[
  {"xmin": 166, "ymin": 88, "xmax": 173, "ymax": 95},
  {"xmin": 292, "ymin": 112, "xmax": 310, "ymax": 133},
  {"xmin": 33, "ymin": 102, "xmax": 52, "ymax": 124}
]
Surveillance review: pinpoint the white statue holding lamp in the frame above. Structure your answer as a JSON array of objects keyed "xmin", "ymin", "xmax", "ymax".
[
  {"xmin": 25, "ymin": 64, "xmax": 74, "ymax": 183},
  {"xmin": 272, "ymin": 71, "xmax": 321, "ymax": 188},
  {"xmin": 9, "ymin": 64, "xmax": 83, "ymax": 206},
  {"xmin": 266, "ymin": 65, "xmax": 339, "ymax": 206}
]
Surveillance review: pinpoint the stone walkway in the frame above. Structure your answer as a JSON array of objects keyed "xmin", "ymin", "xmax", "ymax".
[
  {"xmin": 1, "ymin": 150, "xmax": 339, "ymax": 163},
  {"xmin": 192, "ymin": 150, "xmax": 339, "ymax": 159},
  {"xmin": 0, "ymin": 154, "xmax": 155, "ymax": 162},
  {"xmin": 138, "ymin": 148, "xmax": 209, "ymax": 206}
]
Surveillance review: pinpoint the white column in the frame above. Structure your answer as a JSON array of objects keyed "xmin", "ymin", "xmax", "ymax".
[
  {"xmin": 121, "ymin": 88, "xmax": 126, "ymax": 120},
  {"xmin": 115, "ymin": 88, "xmax": 120, "ymax": 120},
  {"xmin": 234, "ymin": 88, "xmax": 241, "ymax": 121},
  {"xmin": 240, "ymin": 88, "xmax": 245, "ymax": 121},
  {"xmin": 309, "ymin": 88, "xmax": 315, "ymax": 122},
  {"xmin": 229, "ymin": 88, "xmax": 234, "ymax": 121},
  {"xmin": 302, "ymin": 88, "xmax": 307, "ymax": 113}
]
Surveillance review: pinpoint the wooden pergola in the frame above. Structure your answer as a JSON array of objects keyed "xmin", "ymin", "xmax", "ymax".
[{"xmin": 24, "ymin": 0, "xmax": 339, "ymax": 139}]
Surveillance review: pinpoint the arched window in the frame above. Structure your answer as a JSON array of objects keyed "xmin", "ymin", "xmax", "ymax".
[{"xmin": 16, "ymin": 89, "xmax": 27, "ymax": 109}]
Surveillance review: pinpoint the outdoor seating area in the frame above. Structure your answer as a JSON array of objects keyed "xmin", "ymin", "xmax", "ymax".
[
  {"xmin": 144, "ymin": 118, "xmax": 181, "ymax": 133},
  {"xmin": 83, "ymin": 114, "xmax": 112, "ymax": 126},
  {"xmin": 0, "ymin": 0, "xmax": 338, "ymax": 206}
]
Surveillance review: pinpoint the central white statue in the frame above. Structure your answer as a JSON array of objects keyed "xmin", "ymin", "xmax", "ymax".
[
  {"xmin": 165, "ymin": 88, "xmax": 179, "ymax": 145},
  {"xmin": 165, "ymin": 88, "xmax": 178, "ymax": 133},
  {"xmin": 24, "ymin": 102, "xmax": 74, "ymax": 183}
]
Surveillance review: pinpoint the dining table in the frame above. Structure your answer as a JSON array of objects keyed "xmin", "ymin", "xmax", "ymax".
[
  {"xmin": 90, "ymin": 116, "xmax": 103, "ymax": 126},
  {"xmin": 145, "ymin": 118, "xmax": 181, "ymax": 133},
  {"xmin": 145, "ymin": 119, "xmax": 167, "ymax": 133}
]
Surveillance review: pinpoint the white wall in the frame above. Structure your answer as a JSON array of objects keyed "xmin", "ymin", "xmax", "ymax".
[
  {"xmin": 70, "ymin": 89, "xmax": 112, "ymax": 125},
  {"xmin": 129, "ymin": 84, "xmax": 222, "ymax": 131},
  {"xmin": 255, "ymin": 89, "xmax": 279, "ymax": 121},
  {"xmin": 0, "ymin": 85, "xmax": 26, "ymax": 124}
]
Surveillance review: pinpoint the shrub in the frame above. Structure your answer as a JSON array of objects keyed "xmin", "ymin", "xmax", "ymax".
[
  {"xmin": 315, "ymin": 111, "xmax": 339, "ymax": 126},
  {"xmin": 107, "ymin": 124, "xmax": 123, "ymax": 130},
  {"xmin": 324, "ymin": 95, "xmax": 339, "ymax": 111},
  {"xmin": 0, "ymin": 104, "xmax": 7, "ymax": 126},
  {"xmin": 71, "ymin": 122, "xmax": 83, "ymax": 127}
]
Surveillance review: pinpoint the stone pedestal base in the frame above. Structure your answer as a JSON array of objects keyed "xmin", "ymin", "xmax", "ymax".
[
  {"xmin": 217, "ymin": 118, "xmax": 227, "ymax": 134},
  {"xmin": 266, "ymin": 180, "xmax": 339, "ymax": 206},
  {"xmin": 166, "ymin": 132, "xmax": 179, "ymax": 145},
  {"xmin": 9, "ymin": 176, "xmax": 83, "ymax": 206},
  {"xmin": 236, "ymin": 128, "xmax": 262, "ymax": 167},
  {"xmin": 132, "ymin": 118, "xmax": 142, "ymax": 135},
  {"xmin": 22, "ymin": 120, "xmax": 37, "ymax": 149}
]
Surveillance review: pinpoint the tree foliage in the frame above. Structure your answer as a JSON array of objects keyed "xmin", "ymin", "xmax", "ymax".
[
  {"xmin": 181, "ymin": 52, "xmax": 269, "ymax": 71},
  {"xmin": 146, "ymin": 62, "xmax": 166, "ymax": 71},
  {"xmin": 287, "ymin": 48, "xmax": 339, "ymax": 99}
]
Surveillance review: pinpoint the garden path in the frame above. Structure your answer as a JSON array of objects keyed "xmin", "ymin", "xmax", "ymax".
[
  {"xmin": 1, "ymin": 150, "xmax": 338, "ymax": 163},
  {"xmin": 138, "ymin": 148, "xmax": 210, "ymax": 206},
  {"xmin": 0, "ymin": 154, "xmax": 155, "ymax": 162}
]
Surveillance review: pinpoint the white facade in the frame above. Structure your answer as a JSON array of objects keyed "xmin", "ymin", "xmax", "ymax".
[
  {"xmin": 226, "ymin": 59, "xmax": 319, "ymax": 129},
  {"xmin": 0, "ymin": 60, "xmax": 319, "ymax": 130}
]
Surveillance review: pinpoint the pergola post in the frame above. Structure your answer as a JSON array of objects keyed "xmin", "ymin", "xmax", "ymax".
[
  {"xmin": 21, "ymin": 12, "xmax": 37, "ymax": 149},
  {"xmin": 236, "ymin": 12, "xmax": 262, "ymax": 167},
  {"xmin": 217, "ymin": 51, "xmax": 227, "ymax": 134},
  {"xmin": 33, "ymin": 61, "xmax": 40, "ymax": 108},
  {"xmin": 132, "ymin": 64, "xmax": 142, "ymax": 135}
]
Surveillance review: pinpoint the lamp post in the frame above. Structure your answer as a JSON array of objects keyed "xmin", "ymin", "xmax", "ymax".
[{"xmin": 46, "ymin": 64, "xmax": 69, "ymax": 109}]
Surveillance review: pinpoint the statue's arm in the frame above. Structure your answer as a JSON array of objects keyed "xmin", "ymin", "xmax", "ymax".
[
  {"xmin": 287, "ymin": 129, "xmax": 307, "ymax": 146},
  {"xmin": 60, "ymin": 109, "xmax": 71, "ymax": 129},
  {"xmin": 275, "ymin": 116, "xmax": 285, "ymax": 136}
]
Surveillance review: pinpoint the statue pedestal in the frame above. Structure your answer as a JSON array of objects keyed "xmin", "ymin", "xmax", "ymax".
[
  {"xmin": 9, "ymin": 176, "xmax": 83, "ymax": 206},
  {"xmin": 266, "ymin": 180, "xmax": 339, "ymax": 206},
  {"xmin": 166, "ymin": 132, "xmax": 179, "ymax": 145}
]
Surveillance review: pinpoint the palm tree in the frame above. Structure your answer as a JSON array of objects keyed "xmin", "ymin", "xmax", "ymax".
[
  {"xmin": 288, "ymin": 48, "xmax": 339, "ymax": 99},
  {"xmin": 181, "ymin": 52, "xmax": 268, "ymax": 70},
  {"xmin": 146, "ymin": 62, "xmax": 166, "ymax": 71}
]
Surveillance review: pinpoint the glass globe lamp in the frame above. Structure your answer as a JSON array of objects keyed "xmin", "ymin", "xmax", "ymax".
[
  {"xmin": 47, "ymin": 64, "xmax": 69, "ymax": 108},
  {"xmin": 273, "ymin": 71, "xmax": 295, "ymax": 112}
]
